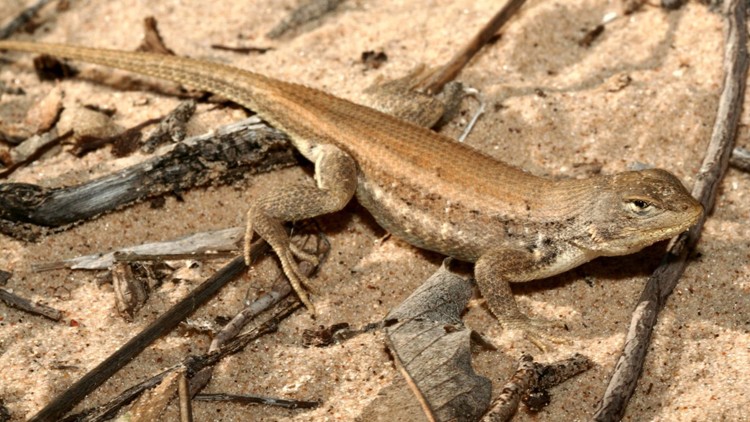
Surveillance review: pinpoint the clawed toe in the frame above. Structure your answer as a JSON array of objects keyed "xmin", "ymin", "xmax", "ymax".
[
  {"xmin": 504, "ymin": 317, "xmax": 570, "ymax": 352},
  {"xmin": 289, "ymin": 243, "xmax": 320, "ymax": 266}
]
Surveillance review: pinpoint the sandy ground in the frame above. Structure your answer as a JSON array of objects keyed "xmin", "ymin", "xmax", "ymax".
[{"xmin": 0, "ymin": 0, "xmax": 748, "ymax": 421}]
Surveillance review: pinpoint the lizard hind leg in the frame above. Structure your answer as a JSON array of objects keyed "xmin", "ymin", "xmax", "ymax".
[
  {"xmin": 362, "ymin": 64, "xmax": 464, "ymax": 128},
  {"xmin": 243, "ymin": 144, "xmax": 357, "ymax": 313}
]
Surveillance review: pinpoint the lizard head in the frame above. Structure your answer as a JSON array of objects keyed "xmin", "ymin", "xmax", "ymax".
[{"xmin": 582, "ymin": 168, "xmax": 703, "ymax": 256}]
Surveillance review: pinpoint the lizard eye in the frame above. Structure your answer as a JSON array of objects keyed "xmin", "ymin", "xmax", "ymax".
[{"xmin": 627, "ymin": 199, "xmax": 653, "ymax": 214}]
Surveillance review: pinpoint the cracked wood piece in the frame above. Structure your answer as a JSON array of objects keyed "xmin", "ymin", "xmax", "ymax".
[{"xmin": 0, "ymin": 117, "xmax": 296, "ymax": 240}]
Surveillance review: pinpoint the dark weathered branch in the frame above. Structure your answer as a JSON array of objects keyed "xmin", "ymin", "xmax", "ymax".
[
  {"xmin": 593, "ymin": 0, "xmax": 747, "ymax": 419},
  {"xmin": 0, "ymin": 117, "xmax": 296, "ymax": 240}
]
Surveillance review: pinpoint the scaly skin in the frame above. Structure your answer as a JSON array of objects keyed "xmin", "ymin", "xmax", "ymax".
[{"xmin": 0, "ymin": 40, "xmax": 703, "ymax": 348}]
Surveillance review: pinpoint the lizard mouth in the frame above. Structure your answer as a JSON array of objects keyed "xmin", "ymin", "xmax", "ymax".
[
  {"xmin": 594, "ymin": 203, "xmax": 703, "ymax": 256},
  {"xmin": 640, "ymin": 203, "xmax": 703, "ymax": 245}
]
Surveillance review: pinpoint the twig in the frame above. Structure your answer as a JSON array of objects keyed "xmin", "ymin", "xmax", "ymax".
[
  {"xmin": 0, "ymin": 0, "xmax": 55, "ymax": 40},
  {"xmin": 178, "ymin": 371, "xmax": 193, "ymax": 422},
  {"xmin": 34, "ymin": 227, "xmax": 243, "ymax": 271},
  {"xmin": 593, "ymin": 0, "xmax": 747, "ymax": 419},
  {"xmin": 421, "ymin": 0, "xmax": 527, "ymax": 94},
  {"xmin": 0, "ymin": 287, "xmax": 62, "ymax": 320},
  {"xmin": 29, "ymin": 242, "xmax": 268, "ymax": 422},
  {"xmin": 0, "ymin": 131, "xmax": 70, "ymax": 178},
  {"xmin": 193, "ymin": 393, "xmax": 319, "ymax": 410},
  {"xmin": 62, "ymin": 297, "xmax": 300, "ymax": 422},
  {"xmin": 141, "ymin": 100, "xmax": 196, "ymax": 153},
  {"xmin": 137, "ymin": 16, "xmax": 175, "ymax": 56},
  {"xmin": 113, "ymin": 251, "xmax": 236, "ymax": 263},
  {"xmin": 189, "ymin": 274, "xmax": 293, "ymax": 393},
  {"xmin": 482, "ymin": 353, "xmax": 593, "ymax": 421}
]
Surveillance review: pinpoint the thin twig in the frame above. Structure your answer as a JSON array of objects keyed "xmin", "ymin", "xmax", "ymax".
[
  {"xmin": 593, "ymin": 0, "xmax": 747, "ymax": 419},
  {"xmin": 29, "ymin": 243, "xmax": 268, "ymax": 422},
  {"xmin": 482, "ymin": 353, "xmax": 593, "ymax": 421},
  {"xmin": 193, "ymin": 393, "xmax": 319, "ymax": 410},
  {"xmin": 178, "ymin": 370, "xmax": 193, "ymax": 422},
  {"xmin": 0, "ymin": 131, "xmax": 70, "ymax": 179},
  {"xmin": 62, "ymin": 297, "xmax": 300, "ymax": 422},
  {"xmin": 0, "ymin": 287, "xmax": 62, "ymax": 320},
  {"xmin": 34, "ymin": 227, "xmax": 243, "ymax": 271},
  {"xmin": 189, "ymin": 275, "xmax": 293, "ymax": 393},
  {"xmin": 113, "ymin": 251, "xmax": 237, "ymax": 263},
  {"xmin": 421, "ymin": 0, "xmax": 527, "ymax": 94}
]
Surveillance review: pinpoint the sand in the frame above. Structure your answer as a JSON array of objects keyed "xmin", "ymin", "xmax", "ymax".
[{"xmin": 1, "ymin": 0, "xmax": 748, "ymax": 421}]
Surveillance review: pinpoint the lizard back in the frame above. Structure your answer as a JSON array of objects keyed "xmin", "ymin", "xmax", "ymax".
[{"xmin": 0, "ymin": 41, "xmax": 573, "ymax": 213}]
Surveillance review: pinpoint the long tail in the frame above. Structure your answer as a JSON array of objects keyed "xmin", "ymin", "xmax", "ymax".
[{"xmin": 0, "ymin": 40, "xmax": 277, "ymax": 111}]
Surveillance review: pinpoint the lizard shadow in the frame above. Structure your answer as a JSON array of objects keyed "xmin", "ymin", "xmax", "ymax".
[{"xmin": 510, "ymin": 240, "xmax": 680, "ymax": 327}]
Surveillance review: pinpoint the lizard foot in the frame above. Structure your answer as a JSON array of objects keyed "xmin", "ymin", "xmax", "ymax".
[
  {"xmin": 243, "ymin": 227, "xmax": 319, "ymax": 313},
  {"xmin": 289, "ymin": 242, "xmax": 320, "ymax": 266},
  {"xmin": 503, "ymin": 316, "xmax": 570, "ymax": 353},
  {"xmin": 277, "ymin": 247, "xmax": 318, "ymax": 313},
  {"xmin": 243, "ymin": 223, "xmax": 324, "ymax": 314}
]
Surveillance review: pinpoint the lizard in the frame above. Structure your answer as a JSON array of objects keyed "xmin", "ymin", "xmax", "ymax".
[{"xmin": 0, "ymin": 40, "xmax": 703, "ymax": 348}]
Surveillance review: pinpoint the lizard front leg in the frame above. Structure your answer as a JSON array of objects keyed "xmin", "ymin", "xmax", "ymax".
[
  {"xmin": 475, "ymin": 248, "xmax": 569, "ymax": 351},
  {"xmin": 244, "ymin": 144, "xmax": 357, "ymax": 313}
]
